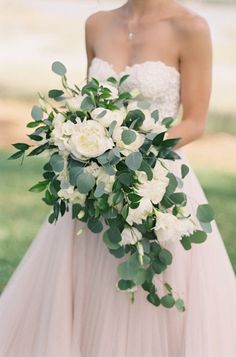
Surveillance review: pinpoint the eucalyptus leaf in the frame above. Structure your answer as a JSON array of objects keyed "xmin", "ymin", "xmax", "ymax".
[
  {"xmin": 77, "ymin": 172, "xmax": 96, "ymax": 193},
  {"xmin": 197, "ymin": 204, "xmax": 214, "ymax": 223},
  {"xmin": 50, "ymin": 154, "xmax": 64, "ymax": 172},
  {"xmin": 125, "ymin": 151, "xmax": 142, "ymax": 170},
  {"xmin": 31, "ymin": 105, "xmax": 43, "ymax": 121},
  {"xmin": 51, "ymin": 61, "xmax": 67, "ymax": 76}
]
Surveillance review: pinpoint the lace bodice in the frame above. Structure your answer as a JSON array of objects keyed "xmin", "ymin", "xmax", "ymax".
[{"xmin": 88, "ymin": 57, "xmax": 181, "ymax": 122}]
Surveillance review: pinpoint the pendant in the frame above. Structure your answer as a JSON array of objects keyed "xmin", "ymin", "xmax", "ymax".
[{"xmin": 128, "ymin": 31, "xmax": 134, "ymax": 40}]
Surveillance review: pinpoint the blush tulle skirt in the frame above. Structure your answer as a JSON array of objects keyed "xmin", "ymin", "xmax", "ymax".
[{"xmin": 0, "ymin": 149, "xmax": 236, "ymax": 357}]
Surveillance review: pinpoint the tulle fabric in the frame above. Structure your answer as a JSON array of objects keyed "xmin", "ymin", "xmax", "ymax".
[{"xmin": 0, "ymin": 149, "xmax": 236, "ymax": 357}]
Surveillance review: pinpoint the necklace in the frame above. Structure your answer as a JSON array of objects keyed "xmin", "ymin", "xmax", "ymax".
[{"xmin": 128, "ymin": 31, "xmax": 134, "ymax": 40}]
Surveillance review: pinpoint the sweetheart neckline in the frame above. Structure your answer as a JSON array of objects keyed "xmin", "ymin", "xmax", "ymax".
[{"xmin": 90, "ymin": 56, "xmax": 181, "ymax": 77}]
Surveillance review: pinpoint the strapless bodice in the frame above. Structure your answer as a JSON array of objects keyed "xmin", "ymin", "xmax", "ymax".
[{"xmin": 88, "ymin": 57, "xmax": 181, "ymax": 122}]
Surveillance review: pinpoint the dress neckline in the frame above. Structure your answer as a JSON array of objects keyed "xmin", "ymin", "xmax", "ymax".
[{"xmin": 90, "ymin": 56, "xmax": 181, "ymax": 77}]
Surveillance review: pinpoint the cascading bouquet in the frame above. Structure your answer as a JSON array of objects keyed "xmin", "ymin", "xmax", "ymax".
[{"xmin": 9, "ymin": 61, "xmax": 215, "ymax": 312}]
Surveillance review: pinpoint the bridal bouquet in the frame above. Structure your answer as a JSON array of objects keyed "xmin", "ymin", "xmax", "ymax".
[{"xmin": 9, "ymin": 61, "xmax": 214, "ymax": 311}]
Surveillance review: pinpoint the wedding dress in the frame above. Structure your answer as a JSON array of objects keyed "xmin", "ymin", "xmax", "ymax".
[{"xmin": 0, "ymin": 56, "xmax": 236, "ymax": 357}]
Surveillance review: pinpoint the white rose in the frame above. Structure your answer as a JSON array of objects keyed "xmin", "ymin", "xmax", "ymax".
[
  {"xmin": 58, "ymin": 186, "xmax": 86, "ymax": 205},
  {"xmin": 96, "ymin": 167, "xmax": 115, "ymax": 193},
  {"xmin": 91, "ymin": 107, "xmax": 125, "ymax": 128},
  {"xmin": 66, "ymin": 94, "xmax": 88, "ymax": 112},
  {"xmin": 112, "ymin": 126, "xmax": 144, "ymax": 156},
  {"xmin": 154, "ymin": 211, "xmax": 181, "ymax": 243},
  {"xmin": 100, "ymin": 82, "xmax": 119, "ymax": 99},
  {"xmin": 69, "ymin": 119, "xmax": 114, "ymax": 159},
  {"xmin": 126, "ymin": 197, "xmax": 153, "ymax": 225},
  {"xmin": 136, "ymin": 177, "xmax": 168, "ymax": 205},
  {"xmin": 119, "ymin": 227, "xmax": 142, "ymax": 246},
  {"xmin": 51, "ymin": 116, "xmax": 75, "ymax": 152}
]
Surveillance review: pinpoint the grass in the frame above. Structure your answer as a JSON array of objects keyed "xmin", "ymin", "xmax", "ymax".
[{"xmin": 0, "ymin": 150, "xmax": 236, "ymax": 293}]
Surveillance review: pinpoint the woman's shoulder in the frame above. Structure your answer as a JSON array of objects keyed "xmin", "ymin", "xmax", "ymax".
[
  {"xmin": 85, "ymin": 9, "xmax": 116, "ymax": 30},
  {"xmin": 170, "ymin": 3, "xmax": 211, "ymax": 40}
]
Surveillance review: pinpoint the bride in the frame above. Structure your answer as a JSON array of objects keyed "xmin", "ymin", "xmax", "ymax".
[{"xmin": 0, "ymin": 0, "xmax": 236, "ymax": 356}]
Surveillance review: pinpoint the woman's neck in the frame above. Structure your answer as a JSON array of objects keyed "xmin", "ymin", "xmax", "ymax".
[{"xmin": 125, "ymin": 0, "xmax": 171, "ymax": 18}]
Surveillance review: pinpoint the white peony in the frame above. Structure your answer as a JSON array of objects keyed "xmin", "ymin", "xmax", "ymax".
[
  {"xmin": 126, "ymin": 197, "xmax": 153, "ymax": 225},
  {"xmin": 135, "ymin": 160, "xmax": 169, "ymax": 205},
  {"xmin": 69, "ymin": 119, "xmax": 114, "ymax": 159},
  {"xmin": 154, "ymin": 211, "xmax": 181, "ymax": 243},
  {"xmin": 58, "ymin": 186, "xmax": 86, "ymax": 205},
  {"xmin": 91, "ymin": 107, "xmax": 126, "ymax": 128},
  {"xmin": 66, "ymin": 94, "xmax": 88, "ymax": 112},
  {"xmin": 112, "ymin": 126, "xmax": 145, "ymax": 156},
  {"xmin": 119, "ymin": 227, "xmax": 142, "ymax": 246},
  {"xmin": 154, "ymin": 210, "xmax": 197, "ymax": 243},
  {"xmin": 51, "ymin": 115, "xmax": 75, "ymax": 152}
]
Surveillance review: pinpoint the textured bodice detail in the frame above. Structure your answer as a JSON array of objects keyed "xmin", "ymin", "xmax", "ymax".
[{"xmin": 88, "ymin": 57, "xmax": 181, "ymax": 122}]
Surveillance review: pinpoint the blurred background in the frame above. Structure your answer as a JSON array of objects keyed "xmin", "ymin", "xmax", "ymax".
[{"xmin": 0, "ymin": 0, "xmax": 236, "ymax": 293}]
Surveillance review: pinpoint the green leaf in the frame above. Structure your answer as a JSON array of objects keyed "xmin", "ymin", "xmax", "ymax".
[
  {"xmin": 29, "ymin": 180, "xmax": 49, "ymax": 192},
  {"xmin": 128, "ymin": 193, "xmax": 141, "ymax": 202},
  {"xmin": 117, "ymin": 279, "xmax": 135, "ymax": 290},
  {"xmin": 162, "ymin": 137, "xmax": 181, "ymax": 148},
  {"xmin": 51, "ymin": 61, "xmax": 67, "ymax": 76},
  {"xmin": 137, "ymin": 160, "xmax": 153, "ymax": 181},
  {"xmin": 119, "ymin": 74, "xmax": 130, "ymax": 86},
  {"xmin": 189, "ymin": 230, "xmax": 207, "ymax": 244},
  {"xmin": 121, "ymin": 129, "xmax": 137, "ymax": 145},
  {"xmin": 117, "ymin": 172, "xmax": 133, "ymax": 186},
  {"xmin": 107, "ymin": 76, "xmax": 117, "ymax": 85},
  {"xmin": 121, "ymin": 203, "xmax": 129, "ymax": 219},
  {"xmin": 8, "ymin": 150, "xmax": 25, "ymax": 160},
  {"xmin": 31, "ymin": 105, "xmax": 43, "ymax": 121},
  {"xmin": 197, "ymin": 204, "xmax": 214, "ymax": 223},
  {"xmin": 106, "ymin": 226, "xmax": 122, "ymax": 243},
  {"xmin": 175, "ymin": 298, "xmax": 186, "ymax": 312},
  {"xmin": 180, "ymin": 235, "xmax": 192, "ymax": 250},
  {"xmin": 69, "ymin": 165, "xmax": 84, "ymax": 186},
  {"xmin": 27, "ymin": 142, "xmax": 49, "ymax": 156},
  {"xmin": 48, "ymin": 89, "xmax": 64, "ymax": 99},
  {"xmin": 27, "ymin": 121, "xmax": 42, "ymax": 128},
  {"xmin": 103, "ymin": 230, "xmax": 121, "ymax": 250},
  {"xmin": 87, "ymin": 218, "xmax": 103, "ymax": 233},
  {"xmin": 117, "ymin": 253, "xmax": 140, "ymax": 280},
  {"xmin": 152, "ymin": 131, "xmax": 165, "ymax": 146},
  {"xmin": 12, "ymin": 143, "xmax": 30, "ymax": 151},
  {"xmin": 147, "ymin": 292, "xmax": 160, "ymax": 306},
  {"xmin": 133, "ymin": 268, "xmax": 147, "ymax": 285},
  {"xmin": 80, "ymin": 96, "xmax": 94, "ymax": 111},
  {"xmin": 50, "ymin": 154, "xmax": 64, "ymax": 173},
  {"xmin": 165, "ymin": 173, "xmax": 178, "ymax": 196},
  {"xmin": 169, "ymin": 192, "xmax": 187, "ymax": 206},
  {"xmin": 77, "ymin": 172, "xmax": 96, "ymax": 193},
  {"xmin": 200, "ymin": 221, "xmax": 212, "ymax": 234},
  {"xmin": 125, "ymin": 151, "xmax": 142, "ymax": 170},
  {"xmin": 181, "ymin": 164, "xmax": 189, "ymax": 179},
  {"xmin": 159, "ymin": 249, "xmax": 173, "ymax": 265},
  {"xmin": 160, "ymin": 294, "xmax": 175, "ymax": 308},
  {"xmin": 162, "ymin": 117, "xmax": 174, "ymax": 128},
  {"xmin": 94, "ymin": 181, "xmax": 105, "ymax": 198},
  {"xmin": 151, "ymin": 109, "xmax": 159, "ymax": 122}
]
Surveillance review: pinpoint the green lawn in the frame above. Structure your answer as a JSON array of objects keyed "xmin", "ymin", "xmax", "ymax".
[{"xmin": 0, "ymin": 150, "xmax": 235, "ymax": 293}]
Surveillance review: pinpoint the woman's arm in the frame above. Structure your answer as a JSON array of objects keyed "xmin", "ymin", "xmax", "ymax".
[{"xmin": 167, "ymin": 15, "xmax": 213, "ymax": 149}]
